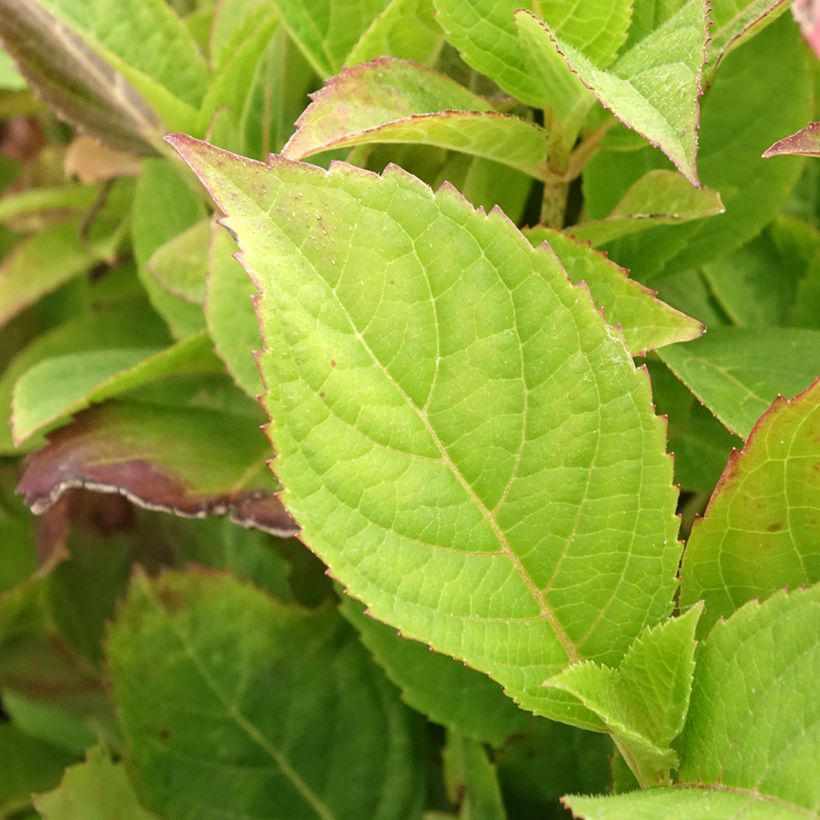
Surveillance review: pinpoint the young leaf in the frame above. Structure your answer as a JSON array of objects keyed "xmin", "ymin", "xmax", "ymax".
[
  {"xmin": 272, "ymin": 0, "xmax": 390, "ymax": 77},
  {"xmin": 34, "ymin": 747, "xmax": 158, "ymax": 820},
  {"xmin": 171, "ymin": 136, "xmax": 682, "ymax": 723},
  {"xmin": 544, "ymin": 606, "xmax": 702, "ymax": 787},
  {"xmin": 658, "ymin": 327, "xmax": 820, "ymax": 437},
  {"xmin": 107, "ymin": 569, "xmax": 425, "ymax": 820},
  {"xmin": 346, "ymin": 0, "xmax": 444, "ymax": 66},
  {"xmin": 147, "ymin": 218, "xmax": 210, "ymax": 305},
  {"xmin": 17, "ymin": 401, "xmax": 297, "ymax": 536},
  {"xmin": 680, "ymin": 380, "xmax": 820, "ymax": 630},
  {"xmin": 583, "ymin": 15, "xmax": 812, "ymax": 283},
  {"xmin": 565, "ymin": 586, "xmax": 820, "ymax": 818},
  {"xmin": 0, "ymin": 222, "xmax": 101, "ymax": 329},
  {"xmin": 517, "ymin": 1, "xmax": 708, "ymax": 184},
  {"xmin": 524, "ymin": 227, "xmax": 703, "ymax": 355},
  {"xmin": 282, "ymin": 58, "xmax": 549, "ymax": 179},
  {"xmin": 568, "ymin": 170, "xmax": 724, "ymax": 246},
  {"xmin": 433, "ymin": 0, "xmax": 631, "ymax": 109},
  {"xmin": 340, "ymin": 595, "xmax": 530, "ymax": 746},
  {"xmin": 763, "ymin": 122, "xmax": 820, "ymax": 158},
  {"xmin": 206, "ymin": 222, "xmax": 264, "ymax": 397},
  {"xmin": 11, "ymin": 332, "xmax": 222, "ymax": 445}
]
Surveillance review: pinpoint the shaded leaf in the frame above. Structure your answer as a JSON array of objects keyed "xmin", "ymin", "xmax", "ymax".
[
  {"xmin": 107, "ymin": 569, "xmax": 425, "ymax": 820},
  {"xmin": 171, "ymin": 136, "xmax": 681, "ymax": 724},
  {"xmin": 35, "ymin": 746, "xmax": 157, "ymax": 820},
  {"xmin": 206, "ymin": 221, "xmax": 263, "ymax": 397},
  {"xmin": 524, "ymin": 227, "xmax": 703, "ymax": 355},
  {"xmin": 18, "ymin": 401, "xmax": 297, "ymax": 536},
  {"xmin": 340, "ymin": 595, "xmax": 529, "ymax": 746},
  {"xmin": 283, "ymin": 58, "xmax": 549, "ymax": 179},
  {"xmin": 569, "ymin": 170, "xmax": 724, "ymax": 246},
  {"xmin": 680, "ymin": 379, "xmax": 820, "ymax": 630},
  {"xmin": 11, "ymin": 332, "xmax": 222, "ymax": 445},
  {"xmin": 346, "ymin": 0, "xmax": 443, "ymax": 66},
  {"xmin": 272, "ymin": 0, "xmax": 390, "ymax": 77},
  {"xmin": 518, "ymin": 1, "xmax": 708, "ymax": 183},
  {"xmin": 444, "ymin": 732, "xmax": 506, "ymax": 820},
  {"xmin": 147, "ymin": 218, "xmax": 210, "ymax": 305},
  {"xmin": 764, "ymin": 121, "xmax": 820, "ymax": 158},
  {"xmin": 0, "ymin": 222, "xmax": 101, "ymax": 329},
  {"xmin": 544, "ymin": 607, "xmax": 702, "ymax": 786},
  {"xmin": 658, "ymin": 327, "xmax": 820, "ymax": 437}
]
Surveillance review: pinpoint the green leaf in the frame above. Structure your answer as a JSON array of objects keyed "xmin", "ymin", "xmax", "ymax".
[
  {"xmin": 434, "ymin": 0, "xmax": 630, "ymax": 110},
  {"xmin": 565, "ymin": 586, "xmax": 820, "ymax": 818},
  {"xmin": 107, "ymin": 569, "xmax": 425, "ymax": 820},
  {"xmin": 0, "ymin": 184, "xmax": 102, "ymax": 229},
  {"xmin": 346, "ymin": 0, "xmax": 443, "ymax": 66},
  {"xmin": 569, "ymin": 170, "xmax": 724, "ymax": 246},
  {"xmin": 0, "ymin": 222, "xmax": 101, "ymax": 329},
  {"xmin": 17, "ymin": 401, "xmax": 297, "ymax": 535},
  {"xmin": 272, "ymin": 0, "xmax": 390, "ymax": 77},
  {"xmin": 444, "ymin": 732, "xmax": 507, "ymax": 820},
  {"xmin": 544, "ymin": 606, "xmax": 702, "ymax": 786},
  {"xmin": 35, "ymin": 747, "xmax": 158, "ymax": 820},
  {"xmin": 523, "ymin": 227, "xmax": 703, "ymax": 355},
  {"xmin": 519, "ymin": 1, "xmax": 708, "ymax": 183},
  {"xmin": 205, "ymin": 221, "xmax": 264, "ymax": 397},
  {"xmin": 0, "ymin": 724, "xmax": 76, "ymax": 816},
  {"xmin": 208, "ymin": 0, "xmax": 268, "ymax": 70},
  {"xmin": 132, "ymin": 159, "xmax": 207, "ymax": 337},
  {"xmin": 764, "ymin": 122, "xmax": 820, "ymax": 158},
  {"xmin": 0, "ymin": 309, "xmax": 169, "ymax": 455},
  {"xmin": 706, "ymin": 0, "xmax": 790, "ymax": 79},
  {"xmin": 584, "ymin": 15, "xmax": 813, "ymax": 283},
  {"xmin": 340, "ymin": 595, "xmax": 529, "ymax": 746},
  {"xmin": 171, "ymin": 136, "xmax": 682, "ymax": 724},
  {"xmin": 0, "ymin": 46, "xmax": 26, "ymax": 90},
  {"xmin": 11, "ymin": 332, "xmax": 221, "ymax": 445},
  {"xmin": 283, "ymin": 58, "xmax": 549, "ymax": 179},
  {"xmin": 680, "ymin": 380, "xmax": 820, "ymax": 630},
  {"xmin": 147, "ymin": 218, "xmax": 210, "ymax": 305},
  {"xmin": 658, "ymin": 327, "xmax": 820, "ymax": 437}
]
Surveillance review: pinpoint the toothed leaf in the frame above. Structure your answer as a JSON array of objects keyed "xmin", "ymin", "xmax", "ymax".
[{"xmin": 171, "ymin": 137, "xmax": 681, "ymax": 724}]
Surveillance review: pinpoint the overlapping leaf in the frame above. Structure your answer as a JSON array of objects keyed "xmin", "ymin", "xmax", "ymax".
[
  {"xmin": 764, "ymin": 122, "xmax": 820, "ymax": 158},
  {"xmin": 565, "ymin": 587, "xmax": 820, "ymax": 818},
  {"xmin": 680, "ymin": 380, "xmax": 820, "ymax": 630},
  {"xmin": 172, "ymin": 136, "xmax": 681, "ymax": 723},
  {"xmin": 107, "ymin": 570, "xmax": 424, "ymax": 820},
  {"xmin": 524, "ymin": 227, "xmax": 703, "ymax": 355},
  {"xmin": 658, "ymin": 327, "xmax": 820, "ymax": 437},
  {"xmin": 283, "ymin": 58, "xmax": 549, "ymax": 179}
]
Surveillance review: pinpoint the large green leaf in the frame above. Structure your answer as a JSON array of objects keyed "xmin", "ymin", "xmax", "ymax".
[
  {"xmin": 35, "ymin": 747, "xmax": 157, "ymax": 820},
  {"xmin": 518, "ymin": 1, "xmax": 708, "ymax": 183},
  {"xmin": 658, "ymin": 327, "xmax": 820, "ymax": 437},
  {"xmin": 680, "ymin": 380, "xmax": 820, "ymax": 630},
  {"xmin": 17, "ymin": 401, "xmax": 296, "ymax": 535},
  {"xmin": 171, "ymin": 136, "xmax": 681, "ymax": 724},
  {"xmin": 11, "ymin": 333, "xmax": 222, "ymax": 445},
  {"xmin": 340, "ymin": 595, "xmax": 529, "ymax": 745},
  {"xmin": 584, "ymin": 15, "xmax": 812, "ymax": 283},
  {"xmin": 283, "ymin": 58, "xmax": 549, "ymax": 179},
  {"xmin": 565, "ymin": 586, "xmax": 820, "ymax": 818},
  {"xmin": 524, "ymin": 227, "xmax": 703, "ymax": 355},
  {"xmin": 544, "ymin": 607, "xmax": 701, "ymax": 787},
  {"xmin": 346, "ymin": 0, "xmax": 443, "ymax": 66},
  {"xmin": 433, "ymin": 0, "xmax": 631, "ymax": 109},
  {"xmin": 272, "ymin": 0, "xmax": 390, "ymax": 77},
  {"xmin": 107, "ymin": 570, "xmax": 425, "ymax": 820}
]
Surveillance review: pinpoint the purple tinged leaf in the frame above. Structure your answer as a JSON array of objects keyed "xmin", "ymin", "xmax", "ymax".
[{"xmin": 763, "ymin": 121, "xmax": 820, "ymax": 158}]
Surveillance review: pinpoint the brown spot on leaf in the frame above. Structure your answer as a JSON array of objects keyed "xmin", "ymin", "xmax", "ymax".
[{"xmin": 767, "ymin": 522, "xmax": 784, "ymax": 533}]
